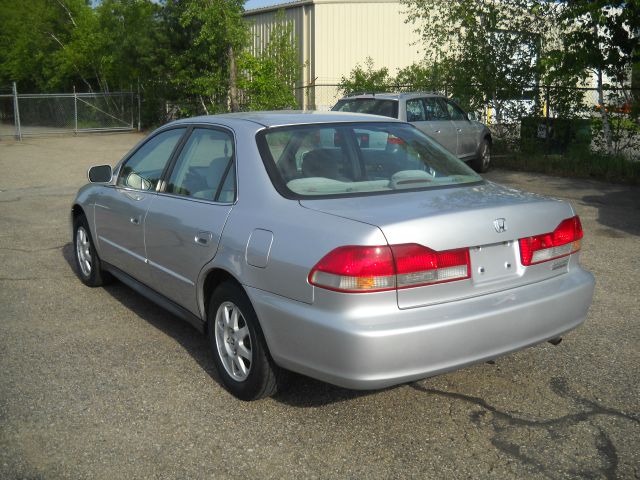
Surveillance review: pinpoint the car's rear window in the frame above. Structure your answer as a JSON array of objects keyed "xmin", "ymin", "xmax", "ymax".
[
  {"xmin": 332, "ymin": 99, "xmax": 399, "ymax": 119},
  {"xmin": 256, "ymin": 122, "xmax": 481, "ymax": 199}
]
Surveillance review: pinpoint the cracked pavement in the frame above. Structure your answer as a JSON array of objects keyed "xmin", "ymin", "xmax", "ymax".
[{"xmin": 1, "ymin": 134, "xmax": 639, "ymax": 479}]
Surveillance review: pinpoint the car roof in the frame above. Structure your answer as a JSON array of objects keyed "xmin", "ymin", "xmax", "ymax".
[
  {"xmin": 337, "ymin": 92, "xmax": 444, "ymax": 101},
  {"xmin": 169, "ymin": 110, "xmax": 404, "ymax": 128}
]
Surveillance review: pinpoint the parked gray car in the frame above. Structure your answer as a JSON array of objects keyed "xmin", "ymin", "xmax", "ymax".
[
  {"xmin": 72, "ymin": 112, "xmax": 594, "ymax": 400},
  {"xmin": 332, "ymin": 93, "xmax": 492, "ymax": 172}
]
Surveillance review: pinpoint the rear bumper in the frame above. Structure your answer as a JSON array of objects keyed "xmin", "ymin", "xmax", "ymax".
[{"xmin": 248, "ymin": 267, "xmax": 595, "ymax": 390}]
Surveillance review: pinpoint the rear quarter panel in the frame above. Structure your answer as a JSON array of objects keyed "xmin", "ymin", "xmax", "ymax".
[{"xmin": 197, "ymin": 121, "xmax": 387, "ymax": 314}]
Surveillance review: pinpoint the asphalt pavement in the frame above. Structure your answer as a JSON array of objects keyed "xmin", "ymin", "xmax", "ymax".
[{"xmin": 1, "ymin": 133, "xmax": 638, "ymax": 479}]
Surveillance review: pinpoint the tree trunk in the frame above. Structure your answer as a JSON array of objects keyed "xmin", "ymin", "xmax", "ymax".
[
  {"xmin": 596, "ymin": 67, "xmax": 614, "ymax": 155},
  {"xmin": 199, "ymin": 95, "xmax": 210, "ymax": 115},
  {"xmin": 228, "ymin": 45, "xmax": 239, "ymax": 112}
]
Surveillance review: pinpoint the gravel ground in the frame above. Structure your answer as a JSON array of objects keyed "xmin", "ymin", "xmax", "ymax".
[{"xmin": 1, "ymin": 133, "xmax": 639, "ymax": 480}]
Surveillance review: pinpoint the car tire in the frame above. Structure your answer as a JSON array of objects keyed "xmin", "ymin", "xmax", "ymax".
[
  {"xmin": 73, "ymin": 214, "xmax": 112, "ymax": 287},
  {"xmin": 208, "ymin": 281, "xmax": 283, "ymax": 401},
  {"xmin": 472, "ymin": 139, "xmax": 491, "ymax": 173}
]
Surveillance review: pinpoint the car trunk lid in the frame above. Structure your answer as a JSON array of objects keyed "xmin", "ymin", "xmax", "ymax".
[{"xmin": 300, "ymin": 181, "xmax": 577, "ymax": 308}]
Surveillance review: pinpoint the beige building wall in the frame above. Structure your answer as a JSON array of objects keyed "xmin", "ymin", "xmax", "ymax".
[
  {"xmin": 244, "ymin": 0, "xmax": 423, "ymax": 109},
  {"xmin": 245, "ymin": 4, "xmax": 311, "ymax": 81},
  {"xmin": 312, "ymin": 1, "xmax": 422, "ymax": 84}
]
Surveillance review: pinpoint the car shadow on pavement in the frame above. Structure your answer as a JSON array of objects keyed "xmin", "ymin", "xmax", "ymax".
[
  {"xmin": 580, "ymin": 189, "xmax": 640, "ymax": 237},
  {"xmin": 273, "ymin": 373, "xmax": 388, "ymax": 407},
  {"xmin": 62, "ymin": 242, "xmax": 389, "ymax": 406},
  {"xmin": 62, "ymin": 242, "xmax": 223, "ymax": 388}
]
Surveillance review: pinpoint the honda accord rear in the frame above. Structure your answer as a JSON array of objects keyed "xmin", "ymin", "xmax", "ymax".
[{"xmin": 249, "ymin": 118, "xmax": 594, "ymax": 391}]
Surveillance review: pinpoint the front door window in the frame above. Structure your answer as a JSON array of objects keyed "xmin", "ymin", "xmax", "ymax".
[{"xmin": 117, "ymin": 128, "xmax": 186, "ymax": 191}]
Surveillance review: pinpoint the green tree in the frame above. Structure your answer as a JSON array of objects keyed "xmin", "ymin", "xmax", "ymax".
[
  {"xmin": 401, "ymin": 0, "xmax": 639, "ymax": 154},
  {"xmin": 91, "ymin": 0, "xmax": 161, "ymax": 92},
  {"xmin": 239, "ymin": 11, "xmax": 303, "ymax": 110},
  {"xmin": 395, "ymin": 62, "xmax": 450, "ymax": 93},
  {"xmin": 179, "ymin": 0, "xmax": 248, "ymax": 113},
  {"xmin": 0, "ymin": 0, "xmax": 164, "ymax": 97},
  {"xmin": 338, "ymin": 57, "xmax": 393, "ymax": 95},
  {"xmin": 0, "ymin": 0, "xmax": 95, "ymax": 91},
  {"xmin": 553, "ymin": 0, "xmax": 639, "ymax": 154},
  {"xmin": 401, "ymin": 0, "xmax": 553, "ymax": 130}
]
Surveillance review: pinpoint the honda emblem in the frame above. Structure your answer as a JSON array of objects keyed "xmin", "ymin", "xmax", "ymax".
[{"xmin": 493, "ymin": 218, "xmax": 507, "ymax": 233}]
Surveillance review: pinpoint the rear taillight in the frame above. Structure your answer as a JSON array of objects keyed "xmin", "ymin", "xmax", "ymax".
[
  {"xmin": 387, "ymin": 134, "xmax": 405, "ymax": 145},
  {"xmin": 308, "ymin": 244, "xmax": 470, "ymax": 293},
  {"xmin": 308, "ymin": 245, "xmax": 395, "ymax": 292},
  {"xmin": 519, "ymin": 216, "xmax": 583, "ymax": 266}
]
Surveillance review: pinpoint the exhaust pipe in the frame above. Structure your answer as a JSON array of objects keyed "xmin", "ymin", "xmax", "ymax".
[{"xmin": 548, "ymin": 337, "xmax": 562, "ymax": 346}]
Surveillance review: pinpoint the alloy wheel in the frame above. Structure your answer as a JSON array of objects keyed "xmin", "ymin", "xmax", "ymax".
[
  {"xmin": 214, "ymin": 301, "xmax": 252, "ymax": 381},
  {"xmin": 76, "ymin": 226, "xmax": 92, "ymax": 277},
  {"xmin": 481, "ymin": 143, "xmax": 491, "ymax": 170}
]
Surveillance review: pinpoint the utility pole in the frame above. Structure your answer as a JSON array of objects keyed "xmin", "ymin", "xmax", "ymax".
[
  {"xmin": 137, "ymin": 78, "xmax": 141, "ymax": 132},
  {"xmin": 73, "ymin": 85, "xmax": 78, "ymax": 134}
]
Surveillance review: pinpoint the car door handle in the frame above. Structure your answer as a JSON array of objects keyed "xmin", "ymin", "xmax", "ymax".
[
  {"xmin": 130, "ymin": 216, "xmax": 141, "ymax": 225},
  {"xmin": 195, "ymin": 231, "xmax": 213, "ymax": 246},
  {"xmin": 457, "ymin": 128, "xmax": 462, "ymax": 132},
  {"xmin": 434, "ymin": 130, "xmax": 441, "ymax": 134}
]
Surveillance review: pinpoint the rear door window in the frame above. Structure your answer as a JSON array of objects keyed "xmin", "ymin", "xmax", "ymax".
[
  {"xmin": 165, "ymin": 128, "xmax": 235, "ymax": 202},
  {"xmin": 423, "ymin": 98, "xmax": 450, "ymax": 121},
  {"xmin": 445, "ymin": 100, "xmax": 466, "ymax": 120}
]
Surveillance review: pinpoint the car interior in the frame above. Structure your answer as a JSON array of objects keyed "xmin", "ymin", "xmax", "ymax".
[{"xmin": 263, "ymin": 124, "xmax": 479, "ymax": 196}]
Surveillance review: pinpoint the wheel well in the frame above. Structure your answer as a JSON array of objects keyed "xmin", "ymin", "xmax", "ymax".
[
  {"xmin": 71, "ymin": 204, "xmax": 84, "ymax": 221},
  {"xmin": 484, "ymin": 134, "xmax": 492, "ymax": 145},
  {"xmin": 202, "ymin": 268, "xmax": 239, "ymax": 329}
]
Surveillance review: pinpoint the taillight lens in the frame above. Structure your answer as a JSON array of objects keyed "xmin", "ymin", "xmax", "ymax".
[
  {"xmin": 519, "ymin": 216, "xmax": 583, "ymax": 266},
  {"xmin": 309, "ymin": 244, "xmax": 470, "ymax": 293},
  {"xmin": 392, "ymin": 244, "xmax": 470, "ymax": 288},
  {"xmin": 308, "ymin": 245, "xmax": 395, "ymax": 292}
]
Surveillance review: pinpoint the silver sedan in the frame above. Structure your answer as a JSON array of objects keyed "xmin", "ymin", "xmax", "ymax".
[{"xmin": 71, "ymin": 112, "xmax": 595, "ymax": 400}]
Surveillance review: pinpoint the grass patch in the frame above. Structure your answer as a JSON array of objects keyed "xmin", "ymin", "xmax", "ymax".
[{"xmin": 492, "ymin": 149, "xmax": 640, "ymax": 185}]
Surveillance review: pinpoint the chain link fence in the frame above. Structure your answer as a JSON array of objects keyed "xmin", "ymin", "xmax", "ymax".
[
  {"xmin": 294, "ymin": 84, "xmax": 342, "ymax": 111},
  {"xmin": 0, "ymin": 83, "xmax": 138, "ymax": 139},
  {"xmin": 162, "ymin": 83, "xmax": 638, "ymax": 161},
  {"xmin": 8, "ymin": 80, "xmax": 632, "ymax": 161}
]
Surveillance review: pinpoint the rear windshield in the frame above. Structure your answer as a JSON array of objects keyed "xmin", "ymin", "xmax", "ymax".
[
  {"xmin": 256, "ymin": 122, "xmax": 481, "ymax": 199},
  {"xmin": 332, "ymin": 99, "xmax": 398, "ymax": 119}
]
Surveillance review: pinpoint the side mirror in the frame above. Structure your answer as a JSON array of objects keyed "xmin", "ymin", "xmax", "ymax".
[
  {"xmin": 88, "ymin": 165, "xmax": 112, "ymax": 183},
  {"xmin": 466, "ymin": 112, "xmax": 477, "ymax": 122}
]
